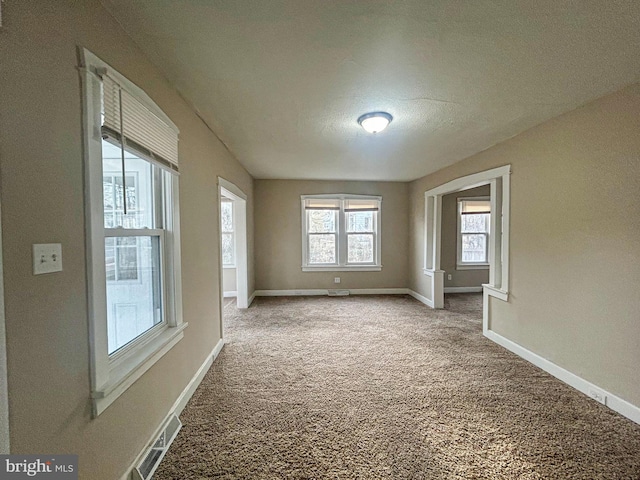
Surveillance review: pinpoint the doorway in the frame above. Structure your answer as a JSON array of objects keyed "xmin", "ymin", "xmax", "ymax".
[
  {"xmin": 218, "ymin": 178, "xmax": 248, "ymax": 339},
  {"xmin": 423, "ymin": 165, "xmax": 511, "ymax": 331}
]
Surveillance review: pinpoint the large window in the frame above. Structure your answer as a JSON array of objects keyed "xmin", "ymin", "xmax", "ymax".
[
  {"xmin": 81, "ymin": 49, "xmax": 184, "ymax": 416},
  {"xmin": 457, "ymin": 197, "xmax": 490, "ymax": 269},
  {"xmin": 301, "ymin": 195, "xmax": 381, "ymax": 271}
]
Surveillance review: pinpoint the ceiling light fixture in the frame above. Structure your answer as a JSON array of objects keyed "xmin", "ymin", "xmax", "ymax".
[{"xmin": 357, "ymin": 112, "xmax": 393, "ymax": 134}]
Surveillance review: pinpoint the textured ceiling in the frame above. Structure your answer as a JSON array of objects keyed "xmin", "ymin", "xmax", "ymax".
[{"xmin": 102, "ymin": 0, "xmax": 640, "ymax": 181}]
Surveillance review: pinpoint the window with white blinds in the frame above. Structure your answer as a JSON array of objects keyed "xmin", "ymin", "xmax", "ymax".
[
  {"xmin": 457, "ymin": 197, "xmax": 491, "ymax": 268},
  {"xmin": 81, "ymin": 49, "xmax": 185, "ymax": 417},
  {"xmin": 301, "ymin": 195, "xmax": 382, "ymax": 271},
  {"xmin": 102, "ymin": 74, "xmax": 179, "ymax": 173}
]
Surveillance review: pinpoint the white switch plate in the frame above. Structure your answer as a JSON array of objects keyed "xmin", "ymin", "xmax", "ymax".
[
  {"xmin": 334, "ymin": 277, "xmax": 341, "ymax": 284},
  {"xmin": 33, "ymin": 244, "xmax": 63, "ymax": 275}
]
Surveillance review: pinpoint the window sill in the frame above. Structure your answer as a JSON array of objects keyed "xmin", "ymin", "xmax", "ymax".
[
  {"xmin": 91, "ymin": 322, "xmax": 188, "ymax": 417},
  {"xmin": 456, "ymin": 264, "xmax": 489, "ymax": 271},
  {"xmin": 302, "ymin": 266, "xmax": 382, "ymax": 272},
  {"xmin": 223, "ymin": 265, "xmax": 236, "ymax": 269}
]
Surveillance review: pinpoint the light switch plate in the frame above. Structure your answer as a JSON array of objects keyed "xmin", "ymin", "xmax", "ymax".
[{"xmin": 33, "ymin": 244, "xmax": 63, "ymax": 275}]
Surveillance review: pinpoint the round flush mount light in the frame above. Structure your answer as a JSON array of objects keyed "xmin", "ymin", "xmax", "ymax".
[{"xmin": 357, "ymin": 111, "xmax": 393, "ymax": 134}]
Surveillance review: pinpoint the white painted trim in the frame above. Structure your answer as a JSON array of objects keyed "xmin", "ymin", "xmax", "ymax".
[
  {"xmin": 424, "ymin": 165, "xmax": 511, "ymax": 311},
  {"xmin": 443, "ymin": 286, "xmax": 483, "ymax": 293},
  {"xmin": 0, "ymin": 199, "xmax": 9, "ymax": 454},
  {"xmin": 223, "ymin": 291, "xmax": 237, "ymax": 298},
  {"xmin": 120, "ymin": 339, "xmax": 224, "ymax": 480},
  {"xmin": 484, "ymin": 330, "xmax": 640, "ymax": 425},
  {"xmin": 174, "ymin": 339, "xmax": 224, "ymax": 416},
  {"xmin": 302, "ymin": 266, "xmax": 382, "ymax": 272},
  {"xmin": 218, "ymin": 179, "xmax": 249, "ymax": 315},
  {"xmin": 482, "ymin": 284, "xmax": 508, "ymax": 302},
  {"xmin": 254, "ymin": 288, "xmax": 411, "ymax": 297},
  {"xmin": 349, "ymin": 288, "xmax": 407, "ymax": 295},
  {"xmin": 254, "ymin": 289, "xmax": 328, "ymax": 297},
  {"xmin": 248, "ymin": 292, "xmax": 256, "ymax": 307},
  {"xmin": 407, "ymin": 289, "xmax": 435, "ymax": 308}
]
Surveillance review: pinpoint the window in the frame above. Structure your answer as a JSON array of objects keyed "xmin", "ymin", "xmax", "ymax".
[
  {"xmin": 301, "ymin": 195, "xmax": 381, "ymax": 271},
  {"xmin": 81, "ymin": 49, "xmax": 185, "ymax": 416},
  {"xmin": 220, "ymin": 199, "xmax": 235, "ymax": 267},
  {"xmin": 457, "ymin": 197, "xmax": 490, "ymax": 269}
]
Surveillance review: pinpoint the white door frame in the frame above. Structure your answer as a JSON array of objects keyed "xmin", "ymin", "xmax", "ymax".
[
  {"xmin": 0, "ymin": 198, "xmax": 9, "ymax": 453},
  {"xmin": 218, "ymin": 178, "xmax": 249, "ymax": 328},
  {"xmin": 423, "ymin": 165, "xmax": 511, "ymax": 317}
]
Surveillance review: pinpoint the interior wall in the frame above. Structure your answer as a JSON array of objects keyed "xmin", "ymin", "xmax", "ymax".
[
  {"xmin": 409, "ymin": 83, "xmax": 640, "ymax": 409},
  {"xmin": 0, "ymin": 1, "xmax": 253, "ymax": 479},
  {"xmin": 441, "ymin": 185, "xmax": 490, "ymax": 288},
  {"xmin": 223, "ymin": 268, "xmax": 237, "ymax": 294},
  {"xmin": 255, "ymin": 180, "xmax": 409, "ymax": 291}
]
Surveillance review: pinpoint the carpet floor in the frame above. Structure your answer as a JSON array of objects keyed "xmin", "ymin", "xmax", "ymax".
[{"xmin": 154, "ymin": 294, "xmax": 640, "ymax": 479}]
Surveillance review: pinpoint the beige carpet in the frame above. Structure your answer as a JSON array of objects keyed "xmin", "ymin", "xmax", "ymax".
[{"xmin": 154, "ymin": 294, "xmax": 640, "ymax": 479}]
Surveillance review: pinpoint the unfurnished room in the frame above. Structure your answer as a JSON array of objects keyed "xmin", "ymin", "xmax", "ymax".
[{"xmin": 0, "ymin": 1, "xmax": 639, "ymax": 479}]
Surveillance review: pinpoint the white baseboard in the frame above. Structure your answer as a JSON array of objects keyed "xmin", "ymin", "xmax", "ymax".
[
  {"xmin": 485, "ymin": 330, "xmax": 640, "ymax": 425},
  {"xmin": 121, "ymin": 339, "xmax": 225, "ymax": 480},
  {"xmin": 254, "ymin": 288, "xmax": 410, "ymax": 297},
  {"xmin": 223, "ymin": 291, "xmax": 237, "ymax": 298},
  {"xmin": 444, "ymin": 286, "xmax": 483, "ymax": 293},
  {"xmin": 248, "ymin": 291, "xmax": 256, "ymax": 306},
  {"xmin": 254, "ymin": 289, "xmax": 328, "ymax": 296},
  {"xmin": 348, "ymin": 288, "xmax": 408, "ymax": 295},
  {"xmin": 407, "ymin": 289, "xmax": 435, "ymax": 308}
]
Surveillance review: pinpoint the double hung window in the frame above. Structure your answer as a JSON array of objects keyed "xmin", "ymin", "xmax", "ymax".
[
  {"xmin": 81, "ymin": 49, "xmax": 184, "ymax": 416},
  {"xmin": 302, "ymin": 195, "xmax": 381, "ymax": 271},
  {"xmin": 220, "ymin": 199, "xmax": 235, "ymax": 267},
  {"xmin": 457, "ymin": 197, "xmax": 491, "ymax": 269}
]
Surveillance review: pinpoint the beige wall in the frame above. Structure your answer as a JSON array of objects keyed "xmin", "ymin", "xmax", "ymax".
[
  {"xmin": 223, "ymin": 267, "xmax": 237, "ymax": 294},
  {"xmin": 255, "ymin": 180, "xmax": 409, "ymax": 291},
  {"xmin": 441, "ymin": 185, "xmax": 490, "ymax": 288},
  {"xmin": 0, "ymin": 1, "xmax": 253, "ymax": 479},
  {"xmin": 409, "ymin": 83, "xmax": 640, "ymax": 408}
]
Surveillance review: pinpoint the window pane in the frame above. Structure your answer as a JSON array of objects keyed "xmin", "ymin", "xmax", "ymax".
[
  {"xmin": 102, "ymin": 139, "xmax": 155, "ymax": 229},
  {"xmin": 347, "ymin": 211, "xmax": 374, "ymax": 232},
  {"xmin": 222, "ymin": 232, "xmax": 234, "ymax": 266},
  {"xmin": 348, "ymin": 234, "xmax": 374, "ymax": 263},
  {"xmin": 307, "ymin": 210, "xmax": 336, "ymax": 233},
  {"xmin": 106, "ymin": 236, "xmax": 163, "ymax": 354},
  {"xmin": 309, "ymin": 234, "xmax": 336, "ymax": 264},
  {"xmin": 461, "ymin": 213, "xmax": 489, "ymax": 233},
  {"xmin": 462, "ymin": 234, "xmax": 487, "ymax": 263},
  {"xmin": 221, "ymin": 201, "xmax": 233, "ymax": 233},
  {"xmin": 105, "ymin": 237, "xmax": 116, "ymax": 282}
]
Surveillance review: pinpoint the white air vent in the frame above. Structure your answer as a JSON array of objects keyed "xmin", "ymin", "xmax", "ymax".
[
  {"xmin": 328, "ymin": 289, "xmax": 350, "ymax": 296},
  {"xmin": 131, "ymin": 414, "xmax": 181, "ymax": 480}
]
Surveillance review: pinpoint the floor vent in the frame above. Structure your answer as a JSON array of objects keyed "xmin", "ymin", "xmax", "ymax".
[
  {"xmin": 328, "ymin": 289, "xmax": 350, "ymax": 296},
  {"xmin": 132, "ymin": 414, "xmax": 182, "ymax": 480}
]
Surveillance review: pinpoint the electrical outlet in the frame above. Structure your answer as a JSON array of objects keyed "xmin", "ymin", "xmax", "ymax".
[
  {"xmin": 447, "ymin": 274, "xmax": 452, "ymax": 281},
  {"xmin": 588, "ymin": 388, "xmax": 607, "ymax": 405},
  {"xmin": 334, "ymin": 277, "xmax": 341, "ymax": 284},
  {"xmin": 33, "ymin": 243, "xmax": 63, "ymax": 275}
]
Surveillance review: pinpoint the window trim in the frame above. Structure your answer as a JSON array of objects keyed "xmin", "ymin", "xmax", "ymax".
[
  {"xmin": 301, "ymin": 194, "xmax": 382, "ymax": 272},
  {"xmin": 456, "ymin": 196, "xmax": 490, "ymax": 270},
  {"xmin": 80, "ymin": 48, "xmax": 185, "ymax": 417}
]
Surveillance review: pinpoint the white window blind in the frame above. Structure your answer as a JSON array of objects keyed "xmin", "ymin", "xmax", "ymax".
[
  {"xmin": 304, "ymin": 198, "xmax": 340, "ymax": 210},
  {"xmin": 102, "ymin": 75, "xmax": 179, "ymax": 173},
  {"xmin": 460, "ymin": 199, "xmax": 490, "ymax": 214},
  {"xmin": 344, "ymin": 198, "xmax": 379, "ymax": 212}
]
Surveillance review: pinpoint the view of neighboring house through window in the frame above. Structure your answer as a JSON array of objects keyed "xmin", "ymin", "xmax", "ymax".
[
  {"xmin": 457, "ymin": 197, "xmax": 491, "ymax": 268},
  {"xmin": 221, "ymin": 198, "xmax": 235, "ymax": 266},
  {"xmin": 102, "ymin": 140, "xmax": 163, "ymax": 354},
  {"xmin": 83, "ymin": 49, "xmax": 183, "ymax": 415},
  {"xmin": 302, "ymin": 195, "xmax": 381, "ymax": 270}
]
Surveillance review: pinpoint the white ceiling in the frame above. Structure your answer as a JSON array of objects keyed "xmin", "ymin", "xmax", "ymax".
[{"xmin": 102, "ymin": 1, "xmax": 640, "ymax": 181}]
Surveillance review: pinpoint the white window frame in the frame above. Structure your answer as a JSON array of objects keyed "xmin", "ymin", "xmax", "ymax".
[
  {"xmin": 456, "ymin": 196, "xmax": 490, "ymax": 270},
  {"xmin": 301, "ymin": 194, "xmax": 382, "ymax": 272},
  {"xmin": 80, "ymin": 49, "xmax": 185, "ymax": 417},
  {"xmin": 220, "ymin": 199, "xmax": 236, "ymax": 268}
]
